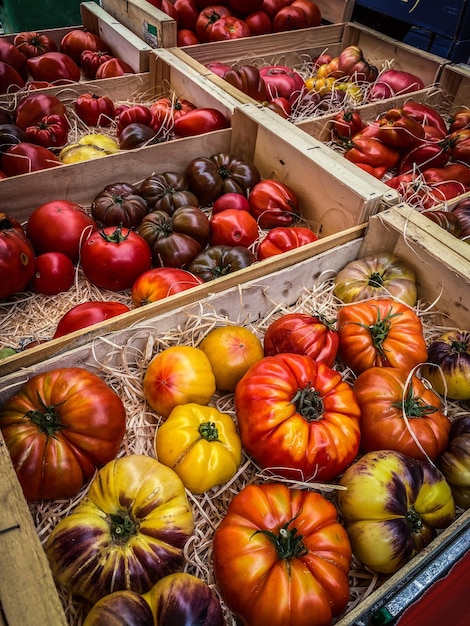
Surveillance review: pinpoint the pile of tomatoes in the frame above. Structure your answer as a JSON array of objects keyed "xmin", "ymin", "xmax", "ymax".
[{"xmin": 149, "ymin": 0, "xmax": 322, "ymax": 45}]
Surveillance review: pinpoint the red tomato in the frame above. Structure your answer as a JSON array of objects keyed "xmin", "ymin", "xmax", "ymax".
[
  {"xmin": 173, "ymin": 108, "xmax": 229, "ymax": 137},
  {"xmin": 261, "ymin": 0, "xmax": 291, "ymax": 19},
  {"xmin": 150, "ymin": 96, "xmax": 197, "ymax": 127},
  {"xmin": 249, "ymin": 179, "xmax": 300, "ymax": 229},
  {"xmin": 272, "ymin": 5, "xmax": 310, "ymax": 31},
  {"xmin": 116, "ymin": 104, "xmax": 159, "ymax": 135},
  {"xmin": 0, "ymin": 212, "xmax": 36, "ymax": 299},
  {"xmin": 244, "ymin": 10, "xmax": 272, "ymax": 34},
  {"xmin": 174, "ymin": 0, "xmax": 199, "ymax": 30},
  {"xmin": 1, "ymin": 142, "xmax": 61, "ymax": 176},
  {"xmin": 131, "ymin": 267, "xmax": 203, "ymax": 306},
  {"xmin": 14, "ymin": 31, "xmax": 58, "ymax": 58},
  {"xmin": 0, "ymin": 39, "xmax": 28, "ymax": 76},
  {"xmin": 95, "ymin": 58, "xmax": 135, "ymax": 79},
  {"xmin": 26, "ymin": 200, "xmax": 96, "ymax": 263},
  {"xmin": 264, "ymin": 312, "xmax": 339, "ymax": 367},
  {"xmin": 26, "ymin": 52, "xmax": 80, "ymax": 84},
  {"xmin": 31, "ymin": 251, "xmax": 75, "ymax": 295},
  {"xmin": 74, "ymin": 93, "xmax": 115, "ymax": 127},
  {"xmin": 228, "ymin": 0, "xmax": 263, "ymax": 13},
  {"xmin": 195, "ymin": 5, "xmax": 233, "ymax": 43},
  {"xmin": 80, "ymin": 226, "xmax": 153, "ymax": 291},
  {"xmin": 162, "ymin": 0, "xmax": 178, "ymax": 20},
  {"xmin": 25, "ymin": 113, "xmax": 69, "ymax": 149},
  {"xmin": 235, "ymin": 353, "xmax": 361, "ymax": 481},
  {"xmin": 80, "ymin": 50, "xmax": 114, "ymax": 80},
  {"xmin": 0, "ymin": 60, "xmax": 25, "ymax": 93},
  {"xmin": 205, "ymin": 61, "xmax": 231, "ymax": 77},
  {"xmin": 259, "ymin": 65, "xmax": 305, "ymax": 101},
  {"xmin": 212, "ymin": 192, "xmax": 250, "ymax": 214},
  {"xmin": 291, "ymin": 0, "xmax": 322, "ymax": 26},
  {"xmin": 60, "ymin": 29, "xmax": 108, "ymax": 65},
  {"xmin": 53, "ymin": 301, "xmax": 131, "ymax": 338},
  {"xmin": 210, "ymin": 208, "xmax": 259, "ymax": 247},
  {"xmin": 15, "ymin": 93, "xmax": 66, "ymax": 129},
  {"xmin": 209, "ymin": 16, "xmax": 251, "ymax": 41},
  {"xmin": 256, "ymin": 226, "xmax": 318, "ymax": 259},
  {"xmin": 177, "ymin": 29, "xmax": 200, "ymax": 45}
]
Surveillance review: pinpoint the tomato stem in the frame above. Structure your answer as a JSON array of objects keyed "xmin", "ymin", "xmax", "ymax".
[
  {"xmin": 405, "ymin": 508, "xmax": 423, "ymax": 532},
  {"xmin": 292, "ymin": 383, "xmax": 324, "ymax": 421},
  {"xmin": 109, "ymin": 511, "xmax": 139, "ymax": 544},
  {"xmin": 356, "ymin": 304, "xmax": 402, "ymax": 358},
  {"xmin": 25, "ymin": 393, "xmax": 66, "ymax": 437},
  {"xmin": 251, "ymin": 512, "xmax": 308, "ymax": 560},
  {"xmin": 199, "ymin": 421, "xmax": 219, "ymax": 441},
  {"xmin": 368, "ymin": 271, "xmax": 384, "ymax": 288},
  {"xmin": 392, "ymin": 381, "xmax": 438, "ymax": 418}
]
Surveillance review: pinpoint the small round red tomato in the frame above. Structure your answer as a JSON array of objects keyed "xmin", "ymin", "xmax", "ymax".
[
  {"xmin": 263, "ymin": 312, "xmax": 338, "ymax": 367},
  {"xmin": 195, "ymin": 5, "xmax": 233, "ymax": 43},
  {"xmin": 80, "ymin": 226, "xmax": 152, "ymax": 291},
  {"xmin": 173, "ymin": 108, "xmax": 229, "ymax": 137},
  {"xmin": 25, "ymin": 113, "xmax": 69, "ymax": 149},
  {"xmin": 0, "ymin": 213, "xmax": 36, "ymax": 299},
  {"xmin": 272, "ymin": 6, "xmax": 310, "ymax": 31},
  {"xmin": 74, "ymin": 93, "xmax": 115, "ymax": 127},
  {"xmin": 249, "ymin": 179, "xmax": 300, "ymax": 229},
  {"xmin": 15, "ymin": 93, "xmax": 67, "ymax": 129},
  {"xmin": 80, "ymin": 49, "xmax": 114, "ymax": 79},
  {"xmin": 26, "ymin": 52, "xmax": 80, "ymax": 84},
  {"xmin": 14, "ymin": 31, "xmax": 58, "ymax": 58},
  {"xmin": 26, "ymin": 200, "xmax": 96, "ymax": 263},
  {"xmin": 256, "ymin": 226, "xmax": 318, "ymax": 259},
  {"xmin": 209, "ymin": 16, "xmax": 251, "ymax": 41},
  {"xmin": 1, "ymin": 142, "xmax": 61, "ymax": 176},
  {"xmin": 95, "ymin": 58, "xmax": 135, "ymax": 79},
  {"xmin": 31, "ymin": 251, "xmax": 75, "ymax": 295},
  {"xmin": 244, "ymin": 10, "xmax": 272, "ymax": 34},
  {"xmin": 212, "ymin": 192, "xmax": 250, "ymax": 213},
  {"xmin": 60, "ymin": 29, "xmax": 107, "ymax": 65},
  {"xmin": 131, "ymin": 267, "xmax": 203, "ymax": 306},
  {"xmin": 177, "ymin": 29, "xmax": 201, "ymax": 45},
  {"xmin": 210, "ymin": 208, "xmax": 259, "ymax": 247},
  {"xmin": 53, "ymin": 301, "xmax": 131, "ymax": 338},
  {"xmin": 291, "ymin": 0, "xmax": 322, "ymax": 26}
]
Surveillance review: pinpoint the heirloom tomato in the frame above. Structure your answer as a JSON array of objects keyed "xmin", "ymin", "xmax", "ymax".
[
  {"xmin": 244, "ymin": 10, "xmax": 272, "ymax": 35},
  {"xmin": 213, "ymin": 482, "xmax": 352, "ymax": 626},
  {"xmin": 263, "ymin": 312, "xmax": 338, "ymax": 367},
  {"xmin": 15, "ymin": 93, "xmax": 66, "ymax": 129},
  {"xmin": 439, "ymin": 415, "xmax": 470, "ymax": 510},
  {"xmin": 402, "ymin": 100, "xmax": 448, "ymax": 137},
  {"xmin": 0, "ymin": 60, "xmax": 25, "ymax": 93},
  {"xmin": 354, "ymin": 367, "xmax": 451, "ymax": 461},
  {"xmin": 338, "ymin": 450, "xmax": 455, "ymax": 574},
  {"xmin": 46, "ymin": 454, "xmax": 194, "ymax": 603},
  {"xmin": 259, "ymin": 65, "xmax": 305, "ymax": 101},
  {"xmin": 223, "ymin": 64, "xmax": 268, "ymax": 101},
  {"xmin": 155, "ymin": 403, "xmax": 242, "ymax": 493},
  {"xmin": 0, "ymin": 123, "xmax": 28, "ymax": 152},
  {"xmin": 177, "ymin": 29, "xmax": 200, "ymax": 45},
  {"xmin": 345, "ymin": 134, "xmax": 400, "ymax": 171},
  {"xmin": 336, "ymin": 298, "xmax": 428, "ymax": 375},
  {"xmin": 450, "ymin": 109, "xmax": 470, "ymax": 132},
  {"xmin": 119, "ymin": 122, "xmax": 158, "ymax": 149},
  {"xmin": 139, "ymin": 171, "xmax": 199, "ymax": 214},
  {"xmin": 291, "ymin": 0, "xmax": 322, "ymax": 26},
  {"xmin": 26, "ymin": 51, "xmax": 80, "ymax": 83},
  {"xmin": 209, "ymin": 208, "xmax": 259, "ymax": 247},
  {"xmin": 0, "ymin": 212, "xmax": 36, "ymax": 299},
  {"xmin": 60, "ymin": 29, "xmax": 107, "ymax": 65},
  {"xmin": 186, "ymin": 152, "xmax": 261, "ymax": 205},
  {"xmin": 188, "ymin": 244, "xmax": 256, "ymax": 281},
  {"xmin": 0, "ymin": 141, "xmax": 60, "ymax": 175},
  {"xmin": 209, "ymin": 16, "xmax": 251, "ymax": 41},
  {"xmin": 116, "ymin": 104, "xmax": 158, "ymax": 135},
  {"xmin": 143, "ymin": 345, "xmax": 216, "ymax": 418},
  {"xmin": 26, "ymin": 199, "xmax": 96, "ymax": 263},
  {"xmin": 95, "ymin": 58, "xmax": 135, "ymax": 79},
  {"xmin": 74, "ymin": 92, "xmax": 115, "ymax": 127},
  {"xmin": 139, "ymin": 206, "xmax": 210, "ymax": 268},
  {"xmin": 83, "ymin": 591, "xmax": 154, "ymax": 626},
  {"xmin": 452, "ymin": 197, "xmax": 470, "ymax": 237},
  {"xmin": 235, "ymin": 353, "xmax": 361, "ymax": 481},
  {"xmin": 172, "ymin": 107, "xmax": 229, "ymax": 137},
  {"xmin": 333, "ymin": 253, "xmax": 418, "ymax": 306},
  {"xmin": 92, "ymin": 181, "xmax": 149, "ymax": 228},
  {"xmin": 131, "ymin": 267, "xmax": 203, "ymax": 306},
  {"xmin": 195, "ymin": 6, "xmax": 233, "ymax": 43},
  {"xmin": 144, "ymin": 573, "xmax": 224, "ymax": 626},
  {"xmin": 0, "ymin": 367, "xmax": 126, "ymax": 501},
  {"xmin": 58, "ymin": 132, "xmax": 120, "ymax": 164},
  {"xmin": 199, "ymin": 324, "xmax": 264, "ymax": 392},
  {"xmin": 53, "ymin": 301, "xmax": 131, "ymax": 338},
  {"xmin": 370, "ymin": 69, "xmax": 425, "ymax": 100},
  {"xmin": 272, "ymin": 5, "xmax": 311, "ymax": 31},
  {"xmin": 31, "ymin": 251, "xmax": 75, "ymax": 295},
  {"xmin": 80, "ymin": 226, "xmax": 152, "ymax": 291},
  {"xmin": 80, "ymin": 49, "xmax": 114, "ymax": 79},
  {"xmin": 377, "ymin": 108, "xmax": 425, "ymax": 150},
  {"xmin": 25, "ymin": 113, "xmax": 69, "ymax": 148},
  {"xmin": 249, "ymin": 179, "xmax": 300, "ymax": 229},
  {"xmin": 174, "ymin": 0, "xmax": 199, "ymax": 30},
  {"xmin": 150, "ymin": 95, "xmax": 196, "ymax": 126},
  {"xmin": 421, "ymin": 209, "xmax": 463, "ymax": 238},
  {"xmin": 212, "ymin": 191, "xmax": 250, "ymax": 213},
  {"xmin": 449, "ymin": 128, "xmax": 470, "ymax": 165},
  {"xmin": 0, "ymin": 38, "xmax": 28, "ymax": 74},
  {"xmin": 332, "ymin": 108, "xmax": 364, "ymax": 139},
  {"xmin": 14, "ymin": 31, "xmax": 57, "ymax": 58},
  {"xmin": 256, "ymin": 225, "xmax": 317, "ymax": 259},
  {"xmin": 421, "ymin": 330, "xmax": 470, "ymax": 400}
]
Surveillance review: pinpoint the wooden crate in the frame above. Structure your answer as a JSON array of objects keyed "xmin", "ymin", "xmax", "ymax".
[
  {"xmin": 170, "ymin": 21, "xmax": 448, "ymax": 107},
  {"xmin": 0, "ymin": 102, "xmax": 398, "ymax": 376},
  {"xmin": 100, "ymin": 0, "xmax": 355, "ymax": 49},
  {"xmin": 0, "ymin": 204, "xmax": 469, "ymax": 626},
  {"xmin": 0, "ymin": 2, "xmax": 152, "ymax": 81}
]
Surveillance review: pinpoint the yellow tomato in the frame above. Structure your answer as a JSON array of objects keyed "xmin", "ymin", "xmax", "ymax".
[
  {"xmin": 59, "ymin": 133, "xmax": 120, "ymax": 163},
  {"xmin": 336, "ymin": 81, "xmax": 363, "ymax": 103},
  {"xmin": 155, "ymin": 403, "xmax": 242, "ymax": 493},
  {"xmin": 304, "ymin": 75, "xmax": 336, "ymax": 94},
  {"xmin": 143, "ymin": 345, "xmax": 216, "ymax": 418},
  {"xmin": 198, "ymin": 325, "xmax": 264, "ymax": 392}
]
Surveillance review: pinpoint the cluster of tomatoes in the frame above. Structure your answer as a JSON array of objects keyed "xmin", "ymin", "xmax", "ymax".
[
  {"xmin": 0, "ymin": 28, "xmax": 134, "ymax": 94},
  {"xmin": 149, "ymin": 0, "xmax": 322, "ymax": 45},
  {"xmin": 332, "ymin": 99, "xmax": 470, "ymax": 212}
]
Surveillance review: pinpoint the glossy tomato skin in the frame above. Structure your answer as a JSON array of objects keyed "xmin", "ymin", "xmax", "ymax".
[
  {"xmin": 60, "ymin": 29, "xmax": 107, "ymax": 65},
  {"xmin": 173, "ymin": 107, "xmax": 229, "ymax": 137},
  {"xmin": 212, "ymin": 191, "xmax": 250, "ymax": 213},
  {"xmin": 92, "ymin": 182, "xmax": 149, "ymax": 228},
  {"xmin": 143, "ymin": 345, "xmax": 216, "ymax": 418},
  {"xmin": 83, "ymin": 591, "xmax": 154, "ymax": 626},
  {"xmin": 14, "ymin": 31, "xmax": 57, "ymax": 58},
  {"xmin": 26, "ymin": 199, "xmax": 96, "ymax": 263},
  {"xmin": 139, "ymin": 171, "xmax": 199, "ymax": 214},
  {"xmin": 213, "ymin": 482, "xmax": 352, "ymax": 626},
  {"xmin": 259, "ymin": 65, "xmax": 305, "ymax": 100},
  {"xmin": 31, "ymin": 251, "xmax": 75, "ymax": 295},
  {"xmin": 26, "ymin": 51, "xmax": 80, "ymax": 84},
  {"xmin": 235, "ymin": 353, "xmax": 361, "ymax": 481},
  {"xmin": 188, "ymin": 244, "xmax": 256, "ymax": 281},
  {"xmin": 249, "ymin": 179, "xmax": 300, "ymax": 229},
  {"xmin": 174, "ymin": 0, "xmax": 200, "ymax": 31},
  {"xmin": 292, "ymin": 0, "xmax": 322, "ymax": 26},
  {"xmin": 15, "ymin": 93, "xmax": 67, "ymax": 129},
  {"xmin": 440, "ymin": 416, "xmax": 470, "ymax": 509},
  {"xmin": 256, "ymin": 225, "xmax": 317, "ymax": 259},
  {"xmin": 195, "ymin": 5, "xmax": 233, "ymax": 43},
  {"xmin": 46, "ymin": 455, "xmax": 194, "ymax": 603},
  {"xmin": 261, "ymin": 0, "xmax": 291, "ymax": 20},
  {"xmin": 354, "ymin": 367, "xmax": 451, "ymax": 461},
  {"xmin": 0, "ymin": 213, "xmax": 36, "ymax": 299},
  {"xmin": 177, "ymin": 29, "xmax": 201, "ymax": 45},
  {"xmin": 80, "ymin": 226, "xmax": 152, "ymax": 291},
  {"xmin": 272, "ymin": 5, "xmax": 310, "ymax": 31},
  {"xmin": 95, "ymin": 58, "xmax": 135, "ymax": 79},
  {"xmin": 116, "ymin": 104, "xmax": 159, "ymax": 135},
  {"xmin": 150, "ymin": 96, "xmax": 196, "ymax": 127},
  {"xmin": 338, "ymin": 450, "xmax": 455, "ymax": 574},
  {"xmin": 25, "ymin": 113, "xmax": 69, "ymax": 149},
  {"xmin": 422, "ymin": 330, "xmax": 470, "ymax": 401},
  {"xmin": 1, "ymin": 142, "xmax": 61, "ymax": 175},
  {"xmin": 209, "ymin": 208, "xmax": 259, "ymax": 247},
  {"xmin": 244, "ymin": 10, "xmax": 272, "ymax": 34},
  {"xmin": 80, "ymin": 49, "xmax": 114, "ymax": 79},
  {"xmin": 53, "ymin": 301, "xmax": 131, "ymax": 338},
  {"xmin": 0, "ymin": 60, "xmax": 25, "ymax": 93},
  {"xmin": 131, "ymin": 267, "xmax": 203, "ymax": 306},
  {"xmin": 0, "ymin": 367, "xmax": 126, "ymax": 501},
  {"xmin": 263, "ymin": 312, "xmax": 338, "ymax": 367},
  {"xmin": 337, "ymin": 298, "xmax": 428, "ymax": 375},
  {"xmin": 0, "ymin": 39, "xmax": 28, "ymax": 75},
  {"xmin": 74, "ymin": 92, "xmax": 115, "ymax": 127},
  {"xmin": 209, "ymin": 16, "xmax": 251, "ymax": 41}
]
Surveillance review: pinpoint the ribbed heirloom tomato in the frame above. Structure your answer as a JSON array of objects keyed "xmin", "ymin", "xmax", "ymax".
[
  {"xmin": 213, "ymin": 482, "xmax": 352, "ymax": 626},
  {"xmin": 131, "ymin": 267, "xmax": 203, "ymax": 306}
]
